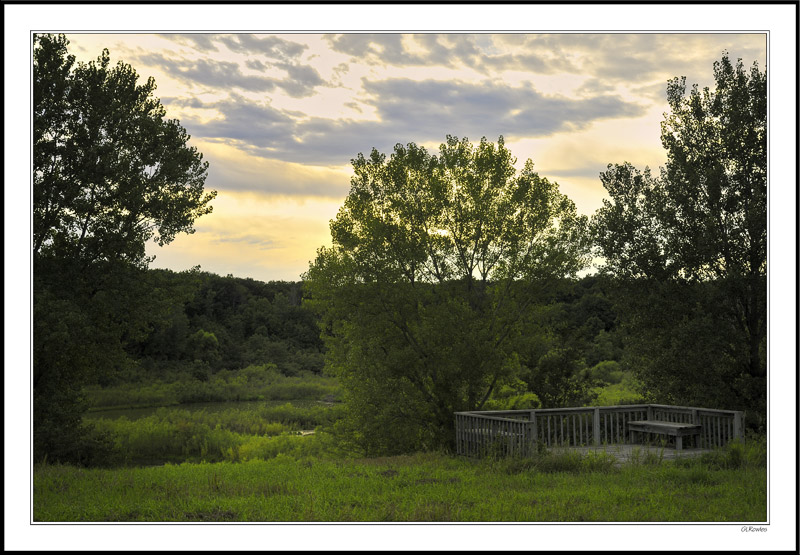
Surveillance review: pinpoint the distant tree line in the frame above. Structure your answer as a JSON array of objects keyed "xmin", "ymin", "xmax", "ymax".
[
  {"xmin": 105, "ymin": 269, "xmax": 618, "ymax": 403},
  {"xmin": 121, "ymin": 270, "xmax": 325, "ymax": 383}
]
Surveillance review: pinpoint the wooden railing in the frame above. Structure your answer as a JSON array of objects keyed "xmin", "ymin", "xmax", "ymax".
[{"xmin": 454, "ymin": 404, "xmax": 744, "ymax": 457}]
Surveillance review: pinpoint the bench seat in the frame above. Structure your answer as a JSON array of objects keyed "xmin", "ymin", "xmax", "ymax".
[{"xmin": 628, "ymin": 420, "xmax": 701, "ymax": 450}]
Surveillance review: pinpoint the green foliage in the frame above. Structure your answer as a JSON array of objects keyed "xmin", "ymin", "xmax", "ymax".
[
  {"xmin": 590, "ymin": 360, "xmax": 624, "ymax": 385},
  {"xmin": 591, "ymin": 374, "xmax": 645, "ymax": 406},
  {"xmin": 84, "ymin": 367, "xmax": 341, "ymax": 410},
  {"xmin": 483, "ymin": 381, "xmax": 542, "ymax": 411},
  {"xmin": 130, "ymin": 271, "xmax": 325, "ymax": 378},
  {"xmin": 306, "ymin": 136, "xmax": 590, "ymax": 455},
  {"xmin": 89, "ymin": 403, "xmax": 343, "ymax": 465},
  {"xmin": 186, "ymin": 330, "xmax": 221, "ymax": 366},
  {"xmin": 524, "ymin": 348, "xmax": 598, "ymax": 408},
  {"xmin": 33, "ymin": 35, "xmax": 215, "ymax": 263},
  {"xmin": 33, "ymin": 34, "xmax": 216, "ymax": 463},
  {"xmin": 591, "ymin": 53, "xmax": 766, "ymax": 426}
]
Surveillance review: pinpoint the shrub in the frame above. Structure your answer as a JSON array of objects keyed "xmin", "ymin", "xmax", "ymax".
[{"xmin": 590, "ymin": 360, "xmax": 624, "ymax": 384}]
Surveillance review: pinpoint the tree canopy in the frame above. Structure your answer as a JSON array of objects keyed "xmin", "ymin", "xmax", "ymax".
[
  {"xmin": 34, "ymin": 34, "xmax": 215, "ymax": 269},
  {"xmin": 33, "ymin": 34, "xmax": 217, "ymax": 463},
  {"xmin": 591, "ymin": 53, "xmax": 766, "ymax": 425},
  {"xmin": 304, "ymin": 136, "xmax": 589, "ymax": 455}
]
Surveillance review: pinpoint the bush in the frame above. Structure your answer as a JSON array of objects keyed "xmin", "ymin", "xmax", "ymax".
[
  {"xmin": 590, "ymin": 360, "xmax": 624, "ymax": 384},
  {"xmin": 483, "ymin": 392, "xmax": 541, "ymax": 411},
  {"xmin": 591, "ymin": 371, "xmax": 644, "ymax": 406}
]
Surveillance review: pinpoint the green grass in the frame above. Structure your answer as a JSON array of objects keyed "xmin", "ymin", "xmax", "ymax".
[{"xmin": 34, "ymin": 445, "xmax": 766, "ymax": 522}]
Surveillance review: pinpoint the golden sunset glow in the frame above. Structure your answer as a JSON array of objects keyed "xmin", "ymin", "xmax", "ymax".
[{"xmin": 57, "ymin": 32, "xmax": 766, "ymax": 282}]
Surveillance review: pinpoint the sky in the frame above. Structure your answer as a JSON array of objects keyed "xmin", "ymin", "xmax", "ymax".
[{"xmin": 61, "ymin": 32, "xmax": 767, "ymax": 283}]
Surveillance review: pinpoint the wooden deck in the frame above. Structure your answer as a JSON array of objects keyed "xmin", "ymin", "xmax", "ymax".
[{"xmin": 455, "ymin": 404, "xmax": 745, "ymax": 458}]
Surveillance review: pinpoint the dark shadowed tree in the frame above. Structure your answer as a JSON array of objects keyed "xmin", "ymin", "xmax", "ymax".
[
  {"xmin": 591, "ymin": 53, "xmax": 766, "ymax": 427},
  {"xmin": 33, "ymin": 34, "xmax": 217, "ymax": 463},
  {"xmin": 304, "ymin": 136, "xmax": 589, "ymax": 455}
]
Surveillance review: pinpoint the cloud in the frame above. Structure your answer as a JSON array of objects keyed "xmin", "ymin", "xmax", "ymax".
[
  {"xmin": 323, "ymin": 33, "xmax": 577, "ymax": 75},
  {"xmin": 184, "ymin": 94, "xmax": 296, "ymax": 144},
  {"xmin": 193, "ymin": 136, "xmax": 351, "ymax": 198},
  {"xmin": 216, "ymin": 34, "xmax": 307, "ymax": 61},
  {"xmin": 177, "ymin": 78, "xmax": 645, "ymax": 170},
  {"xmin": 134, "ymin": 52, "xmax": 325, "ymax": 98},
  {"xmin": 136, "ymin": 53, "xmax": 279, "ymax": 91},
  {"xmin": 323, "ymin": 34, "xmax": 416, "ymax": 65},
  {"xmin": 273, "ymin": 62, "xmax": 326, "ymax": 97},
  {"xmin": 359, "ymin": 77, "xmax": 646, "ymax": 140},
  {"xmin": 564, "ymin": 33, "xmax": 766, "ymax": 84},
  {"xmin": 575, "ymin": 78, "xmax": 619, "ymax": 97},
  {"xmin": 207, "ymin": 231, "xmax": 280, "ymax": 250},
  {"xmin": 159, "ymin": 33, "xmax": 220, "ymax": 52},
  {"xmin": 159, "ymin": 33, "xmax": 308, "ymax": 61},
  {"xmin": 322, "ymin": 33, "xmax": 766, "ymax": 85}
]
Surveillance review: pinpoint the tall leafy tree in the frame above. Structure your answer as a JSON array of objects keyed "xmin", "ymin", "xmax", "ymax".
[
  {"xmin": 33, "ymin": 34, "xmax": 217, "ymax": 462},
  {"xmin": 304, "ymin": 136, "xmax": 589, "ymax": 455},
  {"xmin": 591, "ymin": 54, "xmax": 766, "ymax": 425}
]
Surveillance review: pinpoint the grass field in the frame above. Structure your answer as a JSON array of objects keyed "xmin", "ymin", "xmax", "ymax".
[
  {"xmin": 37, "ymin": 374, "xmax": 765, "ymax": 523},
  {"xmin": 34, "ymin": 443, "xmax": 766, "ymax": 522}
]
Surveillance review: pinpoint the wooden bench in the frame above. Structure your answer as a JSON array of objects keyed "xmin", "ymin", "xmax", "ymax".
[{"xmin": 628, "ymin": 420, "xmax": 701, "ymax": 450}]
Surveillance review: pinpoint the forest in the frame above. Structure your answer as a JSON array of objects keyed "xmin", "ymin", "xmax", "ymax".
[{"xmin": 31, "ymin": 33, "xmax": 767, "ymax": 523}]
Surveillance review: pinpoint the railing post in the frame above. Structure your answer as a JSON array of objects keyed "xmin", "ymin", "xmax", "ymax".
[
  {"xmin": 593, "ymin": 408, "xmax": 600, "ymax": 446},
  {"xmin": 734, "ymin": 411, "xmax": 744, "ymax": 442},
  {"xmin": 647, "ymin": 404, "xmax": 653, "ymax": 421},
  {"xmin": 455, "ymin": 415, "xmax": 460, "ymax": 455},
  {"xmin": 529, "ymin": 410, "xmax": 538, "ymax": 453}
]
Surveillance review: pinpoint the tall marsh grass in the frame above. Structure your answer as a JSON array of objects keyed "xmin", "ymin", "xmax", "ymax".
[{"xmin": 90, "ymin": 403, "xmax": 344, "ymax": 465}]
